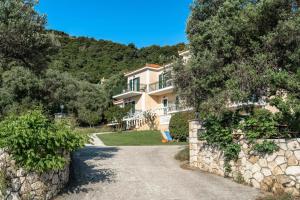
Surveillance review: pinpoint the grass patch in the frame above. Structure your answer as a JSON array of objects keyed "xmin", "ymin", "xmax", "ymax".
[
  {"xmin": 75, "ymin": 126, "xmax": 113, "ymax": 135},
  {"xmin": 98, "ymin": 131, "xmax": 187, "ymax": 146},
  {"xmin": 175, "ymin": 146, "xmax": 189, "ymax": 162},
  {"xmin": 257, "ymin": 193, "xmax": 299, "ymax": 200}
]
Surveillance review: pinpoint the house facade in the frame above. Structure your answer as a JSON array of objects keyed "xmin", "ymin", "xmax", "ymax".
[{"xmin": 112, "ymin": 51, "xmax": 192, "ymax": 131}]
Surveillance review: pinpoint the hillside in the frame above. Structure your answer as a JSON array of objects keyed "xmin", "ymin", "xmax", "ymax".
[{"xmin": 49, "ymin": 31, "xmax": 185, "ymax": 83}]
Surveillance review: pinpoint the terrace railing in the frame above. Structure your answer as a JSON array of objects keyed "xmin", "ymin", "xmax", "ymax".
[{"xmin": 149, "ymin": 79, "xmax": 174, "ymax": 92}]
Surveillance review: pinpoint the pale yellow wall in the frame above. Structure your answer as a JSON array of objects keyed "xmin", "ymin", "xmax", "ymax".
[
  {"xmin": 148, "ymin": 70, "xmax": 161, "ymax": 84},
  {"xmin": 156, "ymin": 92, "xmax": 177, "ymax": 106},
  {"xmin": 127, "ymin": 70, "xmax": 148, "ymax": 85},
  {"xmin": 123, "ymin": 95, "xmax": 143, "ymax": 111}
]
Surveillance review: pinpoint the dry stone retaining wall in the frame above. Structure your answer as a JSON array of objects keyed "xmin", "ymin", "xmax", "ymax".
[
  {"xmin": 0, "ymin": 149, "xmax": 70, "ymax": 200},
  {"xmin": 189, "ymin": 120, "xmax": 300, "ymax": 196}
]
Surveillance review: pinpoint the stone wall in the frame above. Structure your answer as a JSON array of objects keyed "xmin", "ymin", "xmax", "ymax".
[
  {"xmin": 0, "ymin": 149, "xmax": 70, "ymax": 200},
  {"xmin": 189, "ymin": 120, "xmax": 300, "ymax": 196}
]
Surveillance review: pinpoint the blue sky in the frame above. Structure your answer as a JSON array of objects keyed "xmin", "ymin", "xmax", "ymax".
[{"xmin": 37, "ymin": 0, "xmax": 192, "ymax": 48}]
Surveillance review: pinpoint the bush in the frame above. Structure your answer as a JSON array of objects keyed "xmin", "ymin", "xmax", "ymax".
[
  {"xmin": 0, "ymin": 110, "xmax": 86, "ymax": 172},
  {"xmin": 252, "ymin": 140, "xmax": 279, "ymax": 155},
  {"xmin": 242, "ymin": 109, "xmax": 279, "ymax": 141},
  {"xmin": 169, "ymin": 112, "xmax": 194, "ymax": 142}
]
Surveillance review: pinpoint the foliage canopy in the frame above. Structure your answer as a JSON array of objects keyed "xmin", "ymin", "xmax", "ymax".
[{"xmin": 0, "ymin": 110, "xmax": 86, "ymax": 172}]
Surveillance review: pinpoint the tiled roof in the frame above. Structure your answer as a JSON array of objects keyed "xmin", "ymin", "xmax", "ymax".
[
  {"xmin": 124, "ymin": 64, "xmax": 161, "ymax": 76},
  {"xmin": 146, "ymin": 63, "xmax": 161, "ymax": 68}
]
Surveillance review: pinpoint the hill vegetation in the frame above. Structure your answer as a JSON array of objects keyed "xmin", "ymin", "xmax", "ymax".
[{"xmin": 49, "ymin": 30, "xmax": 185, "ymax": 83}]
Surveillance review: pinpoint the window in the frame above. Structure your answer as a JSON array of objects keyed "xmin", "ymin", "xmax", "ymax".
[
  {"xmin": 129, "ymin": 77, "xmax": 140, "ymax": 91},
  {"xmin": 159, "ymin": 71, "xmax": 172, "ymax": 89}
]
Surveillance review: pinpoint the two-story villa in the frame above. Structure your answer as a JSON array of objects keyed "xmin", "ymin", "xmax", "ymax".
[{"xmin": 112, "ymin": 51, "xmax": 192, "ymax": 131}]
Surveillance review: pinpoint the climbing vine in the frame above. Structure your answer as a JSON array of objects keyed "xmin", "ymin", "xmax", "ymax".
[
  {"xmin": 200, "ymin": 108, "xmax": 288, "ymax": 174},
  {"xmin": 200, "ymin": 111, "xmax": 242, "ymax": 174},
  {"xmin": 252, "ymin": 140, "xmax": 279, "ymax": 155}
]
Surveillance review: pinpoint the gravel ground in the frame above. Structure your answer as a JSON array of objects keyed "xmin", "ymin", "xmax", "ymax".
[{"xmin": 55, "ymin": 146, "xmax": 260, "ymax": 200}]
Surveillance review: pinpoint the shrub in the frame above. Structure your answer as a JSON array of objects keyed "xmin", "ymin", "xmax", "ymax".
[
  {"xmin": 0, "ymin": 110, "xmax": 86, "ymax": 172},
  {"xmin": 241, "ymin": 109, "xmax": 279, "ymax": 141},
  {"xmin": 104, "ymin": 105, "xmax": 130, "ymax": 131},
  {"xmin": 169, "ymin": 112, "xmax": 194, "ymax": 141},
  {"xmin": 252, "ymin": 140, "xmax": 279, "ymax": 155}
]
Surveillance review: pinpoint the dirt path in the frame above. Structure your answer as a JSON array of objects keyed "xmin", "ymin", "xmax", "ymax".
[{"xmin": 55, "ymin": 146, "xmax": 260, "ymax": 200}]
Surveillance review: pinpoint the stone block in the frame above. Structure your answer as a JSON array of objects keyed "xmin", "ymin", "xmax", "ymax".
[
  {"xmin": 251, "ymin": 179, "xmax": 260, "ymax": 188},
  {"xmin": 249, "ymin": 156, "xmax": 259, "ymax": 164},
  {"xmin": 294, "ymin": 150, "xmax": 300, "ymax": 160},
  {"xmin": 252, "ymin": 163, "xmax": 261, "ymax": 174},
  {"xmin": 275, "ymin": 156, "xmax": 286, "ymax": 165},
  {"xmin": 261, "ymin": 168, "xmax": 272, "ymax": 177},
  {"xmin": 287, "ymin": 141, "xmax": 300, "ymax": 150},
  {"xmin": 258, "ymin": 159, "xmax": 268, "ymax": 168},
  {"xmin": 272, "ymin": 166, "xmax": 284, "ymax": 176},
  {"xmin": 278, "ymin": 143, "xmax": 287, "ymax": 151},
  {"xmin": 253, "ymin": 172, "xmax": 264, "ymax": 182},
  {"xmin": 266, "ymin": 153, "xmax": 277, "ymax": 162},
  {"xmin": 286, "ymin": 166, "xmax": 300, "ymax": 176},
  {"xmin": 287, "ymin": 155, "xmax": 298, "ymax": 166},
  {"xmin": 11, "ymin": 178, "xmax": 21, "ymax": 192}
]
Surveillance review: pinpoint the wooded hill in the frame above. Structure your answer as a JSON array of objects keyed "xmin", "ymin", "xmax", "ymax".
[{"xmin": 49, "ymin": 30, "xmax": 185, "ymax": 83}]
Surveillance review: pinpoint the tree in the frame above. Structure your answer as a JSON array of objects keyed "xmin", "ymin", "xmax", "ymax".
[
  {"xmin": 143, "ymin": 111, "xmax": 157, "ymax": 130},
  {"xmin": 175, "ymin": 0, "xmax": 300, "ymax": 120},
  {"xmin": 0, "ymin": 0, "xmax": 57, "ymax": 72},
  {"xmin": 49, "ymin": 34, "xmax": 185, "ymax": 83},
  {"xmin": 104, "ymin": 106, "xmax": 130, "ymax": 130}
]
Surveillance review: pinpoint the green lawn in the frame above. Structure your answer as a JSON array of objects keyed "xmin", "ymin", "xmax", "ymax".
[
  {"xmin": 75, "ymin": 126, "xmax": 113, "ymax": 135},
  {"xmin": 97, "ymin": 131, "xmax": 187, "ymax": 146}
]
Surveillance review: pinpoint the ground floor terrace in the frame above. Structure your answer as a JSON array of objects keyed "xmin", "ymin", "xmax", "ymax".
[{"xmin": 113, "ymin": 91, "xmax": 192, "ymax": 131}]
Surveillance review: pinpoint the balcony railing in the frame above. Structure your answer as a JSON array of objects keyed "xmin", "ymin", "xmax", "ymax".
[
  {"xmin": 149, "ymin": 79, "xmax": 174, "ymax": 92},
  {"xmin": 115, "ymin": 83, "xmax": 147, "ymax": 95},
  {"xmin": 124, "ymin": 110, "xmax": 143, "ymax": 119}
]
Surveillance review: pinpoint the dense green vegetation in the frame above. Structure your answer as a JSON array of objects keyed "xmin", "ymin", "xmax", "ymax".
[
  {"xmin": 175, "ymin": 0, "xmax": 300, "ymax": 121},
  {"xmin": 104, "ymin": 105, "xmax": 131, "ymax": 130},
  {"xmin": 174, "ymin": 0, "xmax": 300, "ymax": 173},
  {"xmin": 0, "ymin": 110, "xmax": 86, "ymax": 172},
  {"xmin": 169, "ymin": 112, "xmax": 194, "ymax": 141},
  {"xmin": 49, "ymin": 32, "xmax": 185, "ymax": 83},
  {"xmin": 98, "ymin": 131, "xmax": 187, "ymax": 146},
  {"xmin": 0, "ymin": 0, "xmax": 185, "ymax": 126}
]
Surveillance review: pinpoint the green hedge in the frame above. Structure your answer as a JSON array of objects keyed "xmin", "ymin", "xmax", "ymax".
[
  {"xmin": 0, "ymin": 110, "xmax": 86, "ymax": 172},
  {"xmin": 169, "ymin": 112, "xmax": 194, "ymax": 142}
]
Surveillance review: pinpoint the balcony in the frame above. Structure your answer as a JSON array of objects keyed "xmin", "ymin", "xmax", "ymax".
[
  {"xmin": 148, "ymin": 79, "xmax": 174, "ymax": 96},
  {"xmin": 113, "ymin": 84, "xmax": 147, "ymax": 100},
  {"xmin": 150, "ymin": 103, "xmax": 193, "ymax": 116}
]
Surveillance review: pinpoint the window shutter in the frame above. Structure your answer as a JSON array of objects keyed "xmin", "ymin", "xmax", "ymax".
[
  {"xmin": 159, "ymin": 74, "xmax": 162, "ymax": 89},
  {"xmin": 129, "ymin": 79, "xmax": 133, "ymax": 91},
  {"xmin": 136, "ymin": 77, "xmax": 140, "ymax": 91}
]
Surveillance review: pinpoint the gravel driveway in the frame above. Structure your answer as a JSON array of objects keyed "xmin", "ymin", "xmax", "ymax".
[{"xmin": 55, "ymin": 146, "xmax": 260, "ymax": 200}]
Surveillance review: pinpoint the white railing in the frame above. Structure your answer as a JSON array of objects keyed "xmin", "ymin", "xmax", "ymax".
[
  {"xmin": 123, "ymin": 104, "xmax": 192, "ymax": 121},
  {"xmin": 228, "ymin": 99, "xmax": 267, "ymax": 108}
]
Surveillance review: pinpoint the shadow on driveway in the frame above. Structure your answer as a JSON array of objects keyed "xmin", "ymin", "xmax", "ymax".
[{"xmin": 62, "ymin": 146, "xmax": 119, "ymax": 194}]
